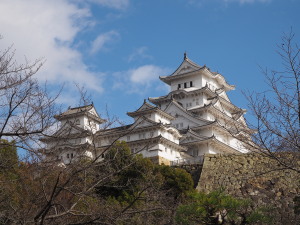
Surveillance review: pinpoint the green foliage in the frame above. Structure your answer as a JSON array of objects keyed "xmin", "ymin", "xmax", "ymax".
[
  {"xmin": 97, "ymin": 141, "xmax": 194, "ymax": 207},
  {"xmin": 175, "ymin": 190, "xmax": 272, "ymax": 225},
  {"xmin": 156, "ymin": 165, "xmax": 194, "ymax": 199},
  {"xmin": 0, "ymin": 139, "xmax": 18, "ymax": 170},
  {"xmin": 97, "ymin": 141, "xmax": 157, "ymax": 204}
]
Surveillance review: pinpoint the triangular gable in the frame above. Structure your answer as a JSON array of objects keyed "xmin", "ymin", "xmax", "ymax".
[
  {"xmin": 164, "ymin": 101, "xmax": 210, "ymax": 128},
  {"xmin": 55, "ymin": 104, "xmax": 105, "ymax": 123},
  {"xmin": 127, "ymin": 101, "xmax": 160, "ymax": 118},
  {"xmin": 213, "ymin": 99, "xmax": 222, "ymax": 111},
  {"xmin": 129, "ymin": 116, "xmax": 160, "ymax": 129},
  {"xmin": 180, "ymin": 129, "xmax": 210, "ymax": 144},
  {"xmin": 52, "ymin": 122, "xmax": 89, "ymax": 138},
  {"xmin": 171, "ymin": 58, "xmax": 202, "ymax": 76},
  {"xmin": 134, "ymin": 101, "xmax": 156, "ymax": 113},
  {"xmin": 211, "ymin": 97, "xmax": 244, "ymax": 118},
  {"xmin": 237, "ymin": 115, "xmax": 247, "ymax": 126},
  {"xmin": 88, "ymin": 106, "xmax": 100, "ymax": 118},
  {"xmin": 218, "ymin": 90, "xmax": 230, "ymax": 102}
]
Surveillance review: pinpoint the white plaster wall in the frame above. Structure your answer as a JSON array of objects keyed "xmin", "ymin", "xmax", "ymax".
[
  {"xmin": 165, "ymin": 105, "xmax": 203, "ymax": 128},
  {"xmin": 59, "ymin": 150, "xmax": 79, "ymax": 164},
  {"xmin": 202, "ymin": 75, "xmax": 222, "ymax": 91},
  {"xmin": 171, "ymin": 116, "xmax": 197, "ymax": 130},
  {"xmin": 177, "ymin": 97, "xmax": 198, "ymax": 110},
  {"xmin": 186, "ymin": 143, "xmax": 209, "ymax": 156},
  {"xmin": 214, "ymin": 130, "xmax": 228, "ymax": 144},
  {"xmin": 228, "ymin": 137, "xmax": 248, "ymax": 153},
  {"xmin": 198, "ymin": 127, "xmax": 213, "ymax": 137},
  {"xmin": 158, "ymin": 145, "xmax": 182, "ymax": 161},
  {"xmin": 220, "ymin": 91, "xmax": 230, "ymax": 101},
  {"xmin": 204, "ymin": 112, "xmax": 215, "ymax": 121},
  {"xmin": 153, "ymin": 113, "xmax": 170, "ymax": 124},
  {"xmin": 170, "ymin": 74, "xmax": 201, "ymax": 91}
]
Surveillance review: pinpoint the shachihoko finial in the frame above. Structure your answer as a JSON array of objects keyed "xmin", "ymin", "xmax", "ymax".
[
  {"xmin": 144, "ymin": 99, "xmax": 146, "ymax": 103},
  {"xmin": 184, "ymin": 51, "xmax": 187, "ymax": 60}
]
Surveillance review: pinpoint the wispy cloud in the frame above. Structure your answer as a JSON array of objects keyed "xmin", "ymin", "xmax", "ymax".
[
  {"xmin": 0, "ymin": 0, "xmax": 105, "ymax": 94},
  {"xmin": 90, "ymin": 30, "xmax": 120, "ymax": 54},
  {"xmin": 112, "ymin": 65, "xmax": 170, "ymax": 94},
  {"xmin": 89, "ymin": 0, "xmax": 130, "ymax": 10},
  {"xmin": 127, "ymin": 46, "xmax": 153, "ymax": 62},
  {"xmin": 129, "ymin": 65, "xmax": 165, "ymax": 84}
]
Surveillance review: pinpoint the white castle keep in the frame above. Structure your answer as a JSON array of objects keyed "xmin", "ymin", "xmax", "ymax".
[{"xmin": 42, "ymin": 54, "xmax": 254, "ymax": 165}]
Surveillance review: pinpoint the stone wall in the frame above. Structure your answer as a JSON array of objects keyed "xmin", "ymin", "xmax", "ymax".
[
  {"xmin": 149, "ymin": 156, "xmax": 171, "ymax": 166},
  {"xmin": 196, "ymin": 153, "xmax": 300, "ymax": 224}
]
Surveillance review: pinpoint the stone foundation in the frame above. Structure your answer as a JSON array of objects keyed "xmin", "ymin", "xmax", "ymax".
[
  {"xmin": 149, "ymin": 156, "xmax": 171, "ymax": 166},
  {"xmin": 196, "ymin": 153, "xmax": 300, "ymax": 224}
]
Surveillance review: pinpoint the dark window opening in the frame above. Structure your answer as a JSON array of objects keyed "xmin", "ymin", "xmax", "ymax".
[
  {"xmin": 67, "ymin": 154, "xmax": 70, "ymax": 158},
  {"xmin": 190, "ymin": 81, "xmax": 193, "ymax": 87},
  {"xmin": 178, "ymin": 84, "xmax": 181, "ymax": 89},
  {"xmin": 184, "ymin": 82, "xmax": 187, "ymax": 88},
  {"xmin": 71, "ymin": 153, "xmax": 74, "ymax": 158}
]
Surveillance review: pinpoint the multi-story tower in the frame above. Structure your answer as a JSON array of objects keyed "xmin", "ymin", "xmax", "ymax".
[
  {"xmin": 149, "ymin": 53, "xmax": 252, "ymax": 157},
  {"xmin": 41, "ymin": 104, "xmax": 106, "ymax": 164}
]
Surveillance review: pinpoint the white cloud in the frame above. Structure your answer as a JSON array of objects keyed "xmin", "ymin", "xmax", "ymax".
[
  {"xmin": 0, "ymin": 0, "xmax": 104, "ymax": 93},
  {"xmin": 90, "ymin": 30, "xmax": 120, "ymax": 54},
  {"xmin": 112, "ymin": 65, "xmax": 170, "ymax": 94},
  {"xmin": 127, "ymin": 46, "xmax": 152, "ymax": 62},
  {"xmin": 129, "ymin": 65, "xmax": 166, "ymax": 84},
  {"xmin": 90, "ymin": 0, "xmax": 129, "ymax": 10}
]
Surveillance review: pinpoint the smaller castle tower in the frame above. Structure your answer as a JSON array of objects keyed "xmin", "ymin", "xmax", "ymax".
[{"xmin": 41, "ymin": 104, "xmax": 105, "ymax": 164}]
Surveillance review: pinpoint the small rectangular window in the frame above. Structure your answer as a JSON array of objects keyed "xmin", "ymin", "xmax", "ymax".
[
  {"xmin": 184, "ymin": 82, "xmax": 187, "ymax": 88},
  {"xmin": 71, "ymin": 153, "xmax": 74, "ymax": 158},
  {"xmin": 139, "ymin": 133, "xmax": 146, "ymax": 139},
  {"xmin": 190, "ymin": 81, "xmax": 193, "ymax": 87},
  {"xmin": 178, "ymin": 84, "xmax": 181, "ymax": 89}
]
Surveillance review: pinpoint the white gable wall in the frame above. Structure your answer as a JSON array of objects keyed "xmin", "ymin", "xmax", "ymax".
[
  {"xmin": 153, "ymin": 113, "xmax": 171, "ymax": 124},
  {"xmin": 170, "ymin": 73, "xmax": 202, "ymax": 91}
]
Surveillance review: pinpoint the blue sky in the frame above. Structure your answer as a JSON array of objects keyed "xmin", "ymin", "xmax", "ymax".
[{"xmin": 0, "ymin": 0, "xmax": 299, "ymax": 125}]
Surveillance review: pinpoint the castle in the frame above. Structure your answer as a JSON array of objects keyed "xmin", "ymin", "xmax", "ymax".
[{"xmin": 42, "ymin": 54, "xmax": 254, "ymax": 165}]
